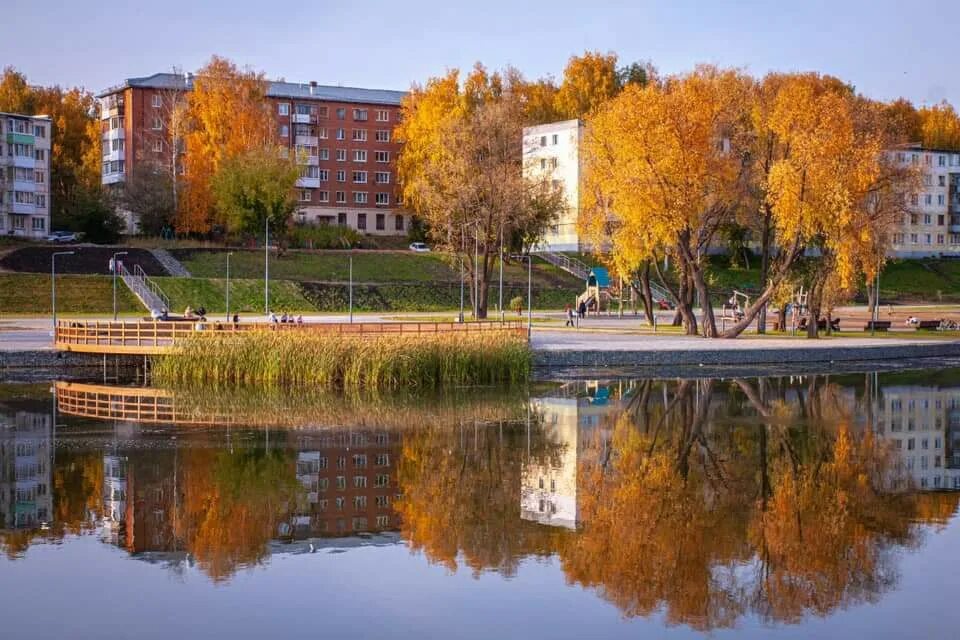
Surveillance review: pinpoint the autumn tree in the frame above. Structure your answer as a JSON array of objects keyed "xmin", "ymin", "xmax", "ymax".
[
  {"xmin": 210, "ymin": 146, "xmax": 299, "ymax": 236},
  {"xmin": 396, "ymin": 65, "xmax": 565, "ymax": 318},
  {"xmin": 918, "ymin": 101, "xmax": 960, "ymax": 150},
  {"xmin": 581, "ymin": 66, "xmax": 753, "ymax": 335},
  {"xmin": 180, "ymin": 56, "xmax": 275, "ymax": 234},
  {"xmin": 554, "ymin": 51, "xmax": 621, "ymax": 120}
]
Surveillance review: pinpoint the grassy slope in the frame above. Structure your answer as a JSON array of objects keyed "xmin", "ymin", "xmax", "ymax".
[
  {"xmin": 175, "ymin": 249, "xmax": 581, "ymax": 288},
  {"xmin": 0, "ymin": 274, "xmax": 141, "ymax": 314}
]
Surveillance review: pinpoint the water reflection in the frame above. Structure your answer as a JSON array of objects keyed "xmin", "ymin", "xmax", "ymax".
[{"xmin": 1, "ymin": 371, "xmax": 959, "ymax": 630}]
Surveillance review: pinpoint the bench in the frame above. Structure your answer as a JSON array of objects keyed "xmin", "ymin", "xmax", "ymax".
[
  {"xmin": 864, "ymin": 320, "xmax": 892, "ymax": 331},
  {"xmin": 916, "ymin": 320, "xmax": 941, "ymax": 330}
]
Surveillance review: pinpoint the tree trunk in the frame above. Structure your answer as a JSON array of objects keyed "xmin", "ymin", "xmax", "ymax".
[
  {"xmin": 757, "ymin": 208, "xmax": 772, "ymax": 334},
  {"xmin": 866, "ymin": 281, "xmax": 876, "ymax": 315},
  {"xmin": 777, "ymin": 304, "xmax": 787, "ymax": 332},
  {"xmin": 806, "ymin": 279, "xmax": 823, "ymax": 339},
  {"xmin": 676, "ymin": 268, "xmax": 698, "ymax": 335},
  {"xmin": 690, "ymin": 262, "xmax": 718, "ymax": 338},
  {"xmin": 639, "ymin": 262, "xmax": 655, "ymax": 327}
]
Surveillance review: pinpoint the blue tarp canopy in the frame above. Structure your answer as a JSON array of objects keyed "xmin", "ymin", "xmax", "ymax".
[{"xmin": 587, "ymin": 267, "xmax": 610, "ymax": 288}]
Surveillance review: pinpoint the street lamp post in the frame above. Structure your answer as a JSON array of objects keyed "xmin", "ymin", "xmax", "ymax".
[
  {"xmin": 111, "ymin": 251, "xmax": 128, "ymax": 321},
  {"xmin": 225, "ymin": 252, "xmax": 232, "ymax": 321},
  {"xmin": 498, "ymin": 223, "xmax": 504, "ymax": 322},
  {"xmin": 349, "ymin": 250, "xmax": 354, "ymax": 323},
  {"xmin": 527, "ymin": 252, "xmax": 532, "ymax": 339},
  {"xmin": 474, "ymin": 233, "xmax": 479, "ymax": 318},
  {"xmin": 264, "ymin": 218, "xmax": 270, "ymax": 316},
  {"xmin": 51, "ymin": 251, "xmax": 75, "ymax": 337}
]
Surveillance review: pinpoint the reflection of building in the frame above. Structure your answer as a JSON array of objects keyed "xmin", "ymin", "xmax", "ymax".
[
  {"xmin": 101, "ymin": 454, "xmax": 128, "ymax": 544},
  {"xmin": 522, "ymin": 382, "xmax": 630, "ymax": 528},
  {"xmin": 0, "ymin": 410, "xmax": 52, "ymax": 529},
  {"xmin": 876, "ymin": 385, "xmax": 960, "ymax": 490},
  {"xmin": 291, "ymin": 429, "xmax": 401, "ymax": 538}
]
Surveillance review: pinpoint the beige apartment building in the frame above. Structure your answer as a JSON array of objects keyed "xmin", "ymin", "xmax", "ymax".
[{"xmin": 0, "ymin": 112, "xmax": 52, "ymax": 238}]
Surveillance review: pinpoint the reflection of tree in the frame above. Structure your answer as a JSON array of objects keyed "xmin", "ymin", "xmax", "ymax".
[
  {"xmin": 562, "ymin": 377, "xmax": 927, "ymax": 630},
  {"xmin": 395, "ymin": 419, "xmax": 569, "ymax": 577},
  {"xmin": 175, "ymin": 445, "xmax": 299, "ymax": 582}
]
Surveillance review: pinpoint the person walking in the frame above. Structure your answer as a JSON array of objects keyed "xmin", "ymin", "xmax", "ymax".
[{"xmin": 578, "ymin": 300, "xmax": 587, "ymax": 320}]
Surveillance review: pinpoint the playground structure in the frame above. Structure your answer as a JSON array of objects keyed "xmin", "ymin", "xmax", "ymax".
[
  {"xmin": 722, "ymin": 290, "xmax": 751, "ymax": 322},
  {"xmin": 574, "ymin": 266, "xmax": 673, "ymax": 315}
]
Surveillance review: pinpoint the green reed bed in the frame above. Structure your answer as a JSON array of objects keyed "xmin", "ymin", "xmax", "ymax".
[{"xmin": 153, "ymin": 329, "xmax": 531, "ymax": 390}]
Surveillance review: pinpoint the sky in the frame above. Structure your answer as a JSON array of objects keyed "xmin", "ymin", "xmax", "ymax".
[{"xmin": 3, "ymin": 0, "xmax": 957, "ymax": 106}]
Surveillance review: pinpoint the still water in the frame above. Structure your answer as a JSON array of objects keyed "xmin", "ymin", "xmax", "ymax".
[{"xmin": 2, "ymin": 369, "xmax": 960, "ymax": 639}]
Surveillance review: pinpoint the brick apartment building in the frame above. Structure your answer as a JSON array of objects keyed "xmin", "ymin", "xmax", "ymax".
[{"xmin": 98, "ymin": 73, "xmax": 409, "ymax": 236}]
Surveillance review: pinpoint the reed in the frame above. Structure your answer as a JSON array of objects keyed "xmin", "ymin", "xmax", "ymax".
[{"xmin": 152, "ymin": 329, "xmax": 531, "ymax": 391}]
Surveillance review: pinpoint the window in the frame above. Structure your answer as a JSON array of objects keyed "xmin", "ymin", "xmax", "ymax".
[
  {"xmin": 376, "ymin": 109, "xmax": 389, "ymax": 122},
  {"xmin": 352, "ymin": 129, "xmax": 367, "ymax": 141},
  {"xmin": 318, "ymin": 127, "xmax": 328, "ymax": 139},
  {"xmin": 110, "ymin": 116, "xmax": 123, "ymax": 130},
  {"xmin": 336, "ymin": 170, "xmax": 346, "ymax": 182},
  {"xmin": 355, "ymin": 192, "xmax": 368, "ymax": 204},
  {"xmin": 939, "ymin": 155, "xmax": 946, "ymax": 166},
  {"xmin": 299, "ymin": 190, "xmax": 312, "ymax": 202},
  {"xmin": 352, "ymin": 171, "xmax": 367, "ymax": 183},
  {"xmin": 376, "ymin": 495, "xmax": 390, "ymax": 507},
  {"xmin": 354, "ymin": 475, "xmax": 368, "ymax": 489},
  {"xmin": 375, "ymin": 150, "xmax": 389, "ymax": 163},
  {"xmin": 375, "ymin": 130, "xmax": 390, "ymax": 142},
  {"xmin": 336, "ymin": 108, "xmax": 346, "ymax": 120},
  {"xmin": 354, "ymin": 150, "xmax": 367, "ymax": 162},
  {"xmin": 319, "ymin": 190, "xmax": 329, "ymax": 202},
  {"xmin": 152, "ymin": 117, "xmax": 162, "ymax": 130},
  {"xmin": 540, "ymin": 135, "xmax": 547, "ymax": 147},
  {"xmin": 925, "ymin": 194, "xmax": 933, "ymax": 206},
  {"xmin": 938, "ymin": 234, "xmax": 944, "ymax": 244},
  {"xmin": 34, "ymin": 149, "xmax": 45, "ymax": 161},
  {"xmin": 35, "ymin": 193, "xmax": 46, "ymax": 208},
  {"xmin": 376, "ymin": 192, "xmax": 389, "ymax": 205},
  {"xmin": 924, "ymin": 214, "xmax": 932, "ymax": 224},
  {"xmin": 353, "ymin": 109, "xmax": 368, "ymax": 121},
  {"xmin": 318, "ymin": 106, "xmax": 329, "ymax": 118},
  {"xmin": 939, "ymin": 214, "xmax": 945, "ymax": 225},
  {"xmin": 300, "ymin": 166, "xmax": 320, "ymax": 178},
  {"xmin": 939, "ymin": 175, "xmax": 946, "ymax": 186},
  {"xmin": 552, "ymin": 134, "xmax": 558, "ymax": 145},
  {"xmin": 376, "ymin": 213, "xmax": 385, "ymax": 230},
  {"xmin": 152, "ymin": 94, "xmax": 162, "ymax": 108},
  {"xmin": 357, "ymin": 213, "xmax": 367, "ymax": 229},
  {"xmin": 279, "ymin": 103, "xmax": 290, "ymax": 116},
  {"xmin": 336, "ymin": 191, "xmax": 346, "ymax": 203},
  {"xmin": 926, "ymin": 233, "xmax": 932, "ymax": 244},
  {"xmin": 318, "ymin": 169, "xmax": 329, "ymax": 181},
  {"xmin": 336, "ymin": 128, "xmax": 345, "ymax": 140},
  {"xmin": 32, "ymin": 217, "xmax": 45, "ymax": 230},
  {"xmin": 319, "ymin": 148, "xmax": 329, "ymax": 160},
  {"xmin": 35, "ymin": 170, "xmax": 44, "ymax": 184},
  {"xmin": 910, "ymin": 233, "xmax": 918, "ymax": 243},
  {"xmin": 338, "ymin": 212, "xmax": 347, "ymax": 225},
  {"xmin": 153, "ymin": 139, "xmax": 163, "ymax": 153},
  {"xmin": 911, "ymin": 194, "xmax": 919, "ymax": 206},
  {"xmin": 336, "ymin": 149, "xmax": 346, "ymax": 161},
  {"xmin": 924, "ymin": 175, "xmax": 933, "ymax": 186},
  {"xmin": 375, "ymin": 171, "xmax": 390, "ymax": 184},
  {"xmin": 279, "ymin": 125, "xmax": 289, "ymax": 137},
  {"xmin": 939, "ymin": 194, "xmax": 945, "ymax": 206}
]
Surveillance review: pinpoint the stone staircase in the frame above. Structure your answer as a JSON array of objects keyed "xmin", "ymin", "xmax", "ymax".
[
  {"xmin": 150, "ymin": 248, "xmax": 191, "ymax": 277},
  {"xmin": 120, "ymin": 263, "xmax": 170, "ymax": 313}
]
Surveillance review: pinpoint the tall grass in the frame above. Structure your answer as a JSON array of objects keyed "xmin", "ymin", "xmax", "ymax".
[{"xmin": 152, "ymin": 330, "xmax": 531, "ymax": 390}]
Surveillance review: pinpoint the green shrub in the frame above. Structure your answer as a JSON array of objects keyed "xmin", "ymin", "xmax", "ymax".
[{"xmin": 287, "ymin": 223, "xmax": 361, "ymax": 249}]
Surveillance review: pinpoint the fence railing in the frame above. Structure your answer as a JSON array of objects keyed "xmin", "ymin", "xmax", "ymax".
[
  {"xmin": 55, "ymin": 382, "xmax": 227, "ymax": 425},
  {"xmin": 537, "ymin": 251, "xmax": 591, "ymax": 280},
  {"xmin": 54, "ymin": 320, "xmax": 527, "ymax": 353},
  {"xmin": 119, "ymin": 264, "xmax": 169, "ymax": 312}
]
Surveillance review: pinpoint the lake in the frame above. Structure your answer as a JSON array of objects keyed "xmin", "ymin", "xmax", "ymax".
[{"xmin": 1, "ymin": 367, "xmax": 959, "ymax": 639}]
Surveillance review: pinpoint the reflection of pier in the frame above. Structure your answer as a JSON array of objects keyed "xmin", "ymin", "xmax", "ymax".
[
  {"xmin": 54, "ymin": 320, "xmax": 526, "ymax": 355},
  {"xmin": 56, "ymin": 382, "xmax": 227, "ymax": 425}
]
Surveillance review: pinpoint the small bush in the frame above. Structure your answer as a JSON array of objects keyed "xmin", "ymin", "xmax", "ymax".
[{"xmin": 287, "ymin": 223, "xmax": 361, "ymax": 249}]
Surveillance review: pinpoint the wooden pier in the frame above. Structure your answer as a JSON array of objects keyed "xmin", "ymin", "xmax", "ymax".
[{"xmin": 53, "ymin": 319, "xmax": 527, "ymax": 355}]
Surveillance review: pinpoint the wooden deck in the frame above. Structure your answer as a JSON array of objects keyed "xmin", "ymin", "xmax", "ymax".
[
  {"xmin": 53, "ymin": 319, "xmax": 527, "ymax": 355},
  {"xmin": 55, "ymin": 381, "xmax": 227, "ymax": 425}
]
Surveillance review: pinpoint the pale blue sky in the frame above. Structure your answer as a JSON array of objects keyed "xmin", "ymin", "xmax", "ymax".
[{"xmin": 3, "ymin": 0, "xmax": 956, "ymax": 106}]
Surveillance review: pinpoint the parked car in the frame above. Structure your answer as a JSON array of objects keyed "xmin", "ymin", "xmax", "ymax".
[
  {"xmin": 408, "ymin": 242, "xmax": 430, "ymax": 252},
  {"xmin": 45, "ymin": 231, "xmax": 78, "ymax": 243}
]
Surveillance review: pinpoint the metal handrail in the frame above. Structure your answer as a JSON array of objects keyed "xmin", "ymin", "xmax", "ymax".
[{"xmin": 134, "ymin": 264, "xmax": 170, "ymax": 310}]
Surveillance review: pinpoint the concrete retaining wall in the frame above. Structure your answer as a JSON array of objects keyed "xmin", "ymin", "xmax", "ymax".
[{"xmin": 534, "ymin": 341, "xmax": 960, "ymax": 368}]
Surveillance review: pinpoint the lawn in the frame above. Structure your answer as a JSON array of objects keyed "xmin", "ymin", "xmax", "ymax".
[
  {"xmin": 155, "ymin": 277, "xmax": 314, "ymax": 315},
  {"xmin": 0, "ymin": 274, "xmax": 141, "ymax": 315},
  {"xmin": 172, "ymin": 248, "xmax": 582, "ymax": 289}
]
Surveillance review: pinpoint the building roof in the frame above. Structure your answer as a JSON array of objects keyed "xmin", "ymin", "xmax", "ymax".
[
  {"xmin": 0, "ymin": 111, "xmax": 52, "ymax": 121},
  {"xmin": 522, "ymin": 118, "xmax": 582, "ymax": 135},
  {"xmin": 99, "ymin": 72, "xmax": 406, "ymax": 106}
]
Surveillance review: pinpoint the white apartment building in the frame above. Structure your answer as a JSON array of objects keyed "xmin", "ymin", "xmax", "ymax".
[
  {"xmin": 522, "ymin": 119, "xmax": 583, "ymax": 252},
  {"xmin": 890, "ymin": 145, "xmax": 960, "ymax": 258},
  {"xmin": 0, "ymin": 112, "xmax": 52, "ymax": 238}
]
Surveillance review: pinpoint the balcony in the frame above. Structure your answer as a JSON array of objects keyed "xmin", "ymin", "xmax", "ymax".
[
  {"xmin": 103, "ymin": 148, "xmax": 124, "ymax": 162},
  {"xmin": 297, "ymin": 155, "xmax": 319, "ymax": 166},
  {"xmin": 8, "ymin": 201, "xmax": 34, "ymax": 215},
  {"xmin": 102, "ymin": 172, "xmax": 125, "ymax": 185},
  {"xmin": 11, "ymin": 179, "xmax": 36, "ymax": 193},
  {"xmin": 12, "ymin": 155, "xmax": 35, "ymax": 169},
  {"xmin": 6, "ymin": 132, "xmax": 34, "ymax": 145},
  {"xmin": 296, "ymin": 135, "xmax": 318, "ymax": 146},
  {"xmin": 949, "ymin": 224, "xmax": 960, "ymax": 233},
  {"xmin": 100, "ymin": 96, "xmax": 125, "ymax": 120},
  {"xmin": 102, "ymin": 128, "xmax": 125, "ymax": 141},
  {"xmin": 293, "ymin": 114, "xmax": 316, "ymax": 124},
  {"xmin": 296, "ymin": 177, "xmax": 321, "ymax": 189}
]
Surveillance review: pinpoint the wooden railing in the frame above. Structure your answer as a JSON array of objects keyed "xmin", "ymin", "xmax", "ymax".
[{"xmin": 54, "ymin": 319, "xmax": 527, "ymax": 354}]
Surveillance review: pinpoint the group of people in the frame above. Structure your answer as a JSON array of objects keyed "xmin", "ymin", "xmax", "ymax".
[
  {"xmin": 269, "ymin": 311, "xmax": 304, "ymax": 324},
  {"xmin": 564, "ymin": 301, "xmax": 589, "ymax": 327}
]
